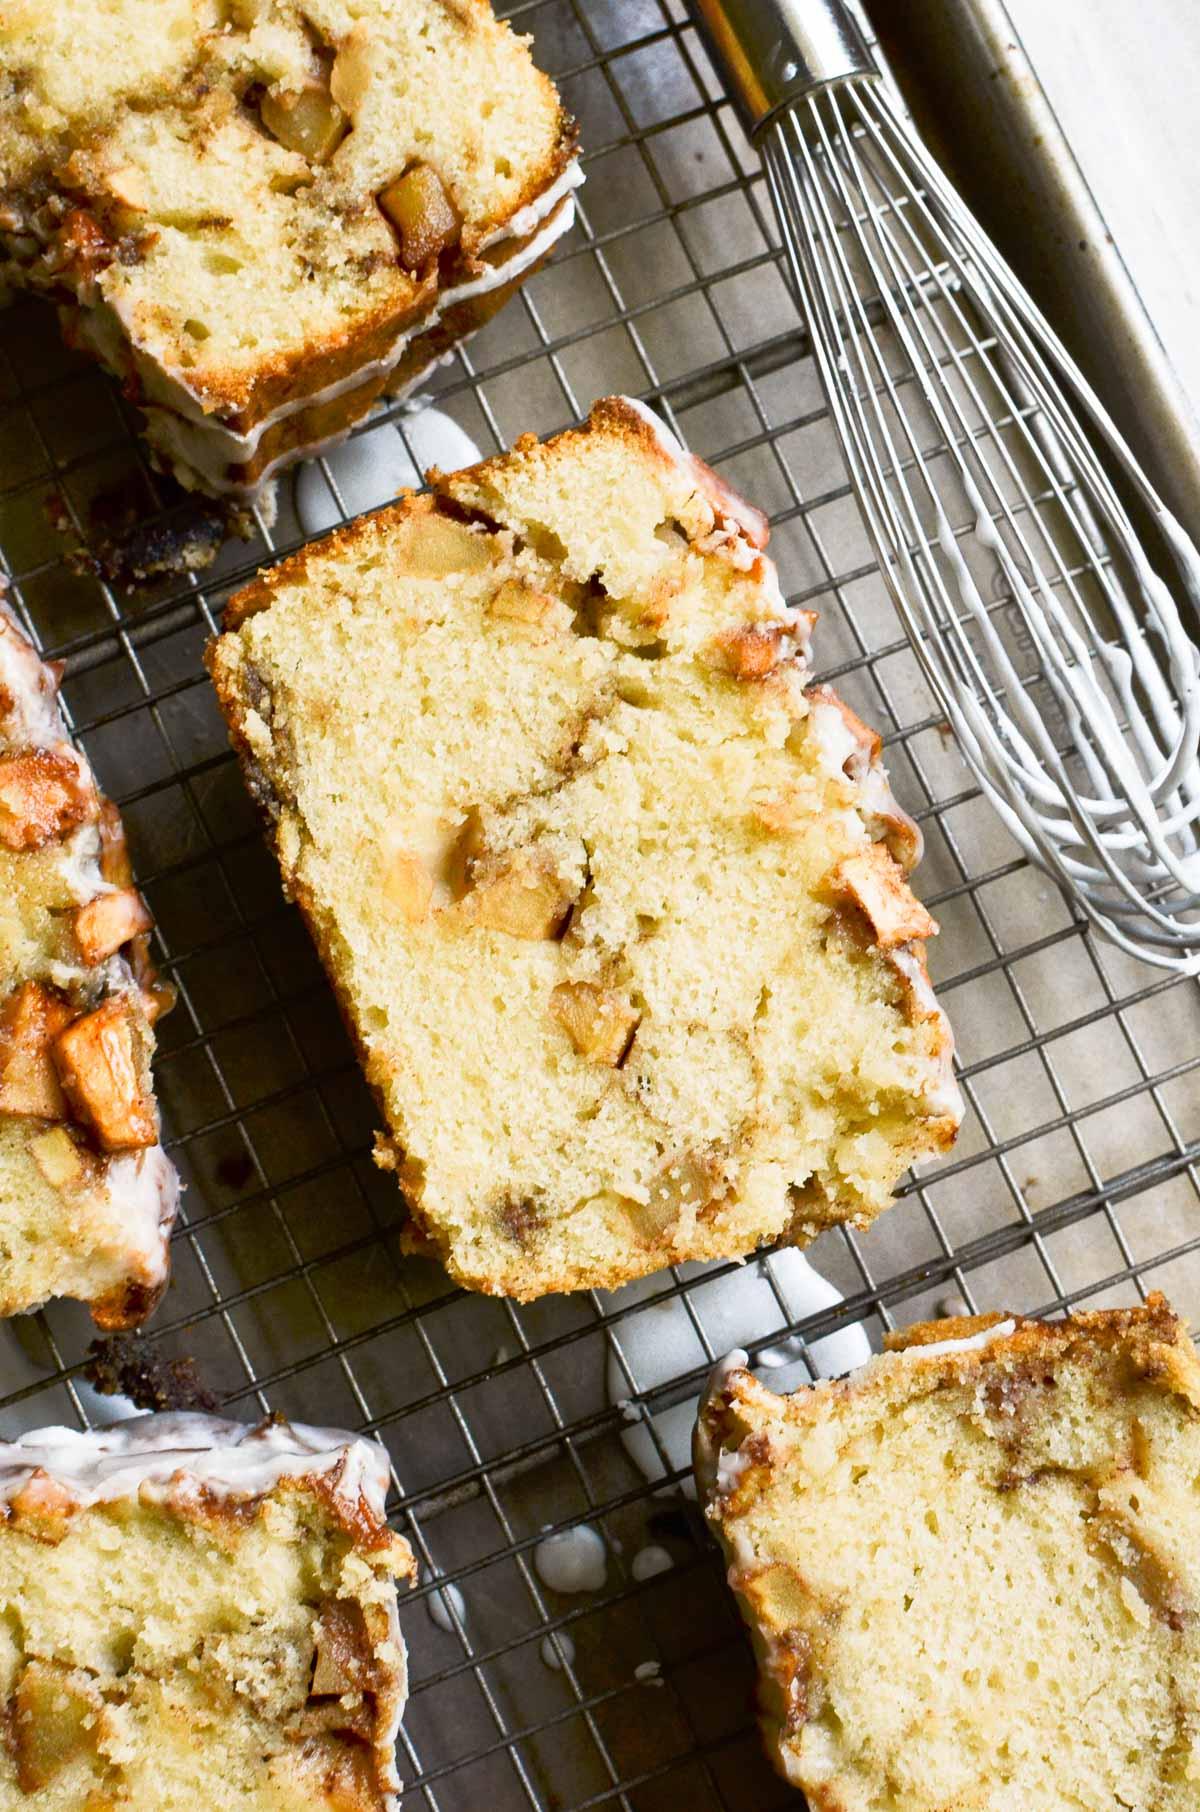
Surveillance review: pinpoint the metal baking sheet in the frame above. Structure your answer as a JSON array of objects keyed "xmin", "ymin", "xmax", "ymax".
[{"xmin": 875, "ymin": 0, "xmax": 1200, "ymax": 543}]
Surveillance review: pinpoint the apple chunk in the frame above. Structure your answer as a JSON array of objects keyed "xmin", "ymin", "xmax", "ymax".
[
  {"xmin": 73, "ymin": 886, "xmax": 153, "ymax": 965},
  {"xmin": 260, "ymin": 84, "xmax": 347, "ymax": 162},
  {"xmin": 0, "ymin": 981, "xmax": 74, "ymax": 1118},
  {"xmin": 466, "ymin": 854, "xmax": 577, "ymax": 940},
  {"xmin": 12, "ymin": 1659, "xmax": 104, "ymax": 1792},
  {"xmin": 827, "ymin": 843, "xmax": 937, "ymax": 949},
  {"xmin": 378, "ymin": 163, "xmax": 459, "ymax": 271},
  {"xmin": 550, "ymin": 982, "xmax": 639, "ymax": 1066},
  {"xmin": 53, "ymin": 998, "xmax": 157, "ymax": 1151},
  {"xmin": 0, "ymin": 745, "xmax": 97, "ymax": 851}
]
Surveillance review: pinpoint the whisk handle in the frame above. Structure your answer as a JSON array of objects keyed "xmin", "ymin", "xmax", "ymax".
[{"xmin": 690, "ymin": 0, "xmax": 878, "ymax": 132}]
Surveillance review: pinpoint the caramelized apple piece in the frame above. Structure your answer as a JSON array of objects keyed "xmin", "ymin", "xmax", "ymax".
[
  {"xmin": 383, "ymin": 850, "xmax": 433, "ymax": 924},
  {"xmin": 467, "ymin": 854, "xmax": 576, "ymax": 940},
  {"xmin": 330, "ymin": 23, "xmax": 372, "ymax": 114},
  {"xmin": 827, "ymin": 843, "xmax": 937, "ymax": 949},
  {"xmin": 52, "ymin": 998, "xmax": 157, "ymax": 1151},
  {"xmin": 403, "ymin": 511, "xmax": 491, "ymax": 579},
  {"xmin": 715, "ymin": 625, "xmax": 788, "ymax": 680},
  {"xmin": 7, "ymin": 1473, "xmax": 78, "ymax": 1531},
  {"xmin": 446, "ymin": 806, "xmax": 486, "ymax": 900},
  {"xmin": 378, "ymin": 163, "xmax": 459, "ymax": 271},
  {"xmin": 603, "ymin": 1149, "xmax": 727, "ymax": 1248},
  {"xmin": 488, "ymin": 580, "xmax": 573, "ymax": 634},
  {"xmin": 260, "ymin": 84, "xmax": 347, "ymax": 162},
  {"xmin": 0, "ymin": 746, "xmax": 97, "ymax": 851},
  {"xmin": 73, "ymin": 886, "xmax": 153, "ymax": 965},
  {"xmin": 688, "ymin": 454, "xmax": 771, "ymax": 550},
  {"xmin": 12, "ymin": 1659, "xmax": 103, "ymax": 1792},
  {"xmin": 271, "ymin": 1737, "xmax": 381, "ymax": 1812},
  {"xmin": 550, "ymin": 981, "xmax": 639, "ymax": 1066},
  {"xmin": 649, "ymin": 1148, "xmax": 726, "ymax": 1225},
  {"xmin": 0, "ymin": 981, "xmax": 74, "ymax": 1118},
  {"xmin": 54, "ymin": 209, "xmax": 113, "ymax": 283},
  {"xmin": 139, "ymin": 980, "xmax": 176, "ymax": 1026},
  {"xmin": 310, "ymin": 1598, "xmax": 376, "ymax": 1698}
]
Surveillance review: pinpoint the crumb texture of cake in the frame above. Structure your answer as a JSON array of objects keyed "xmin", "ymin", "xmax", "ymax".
[
  {"xmin": 208, "ymin": 397, "xmax": 960, "ymax": 1299},
  {"xmin": 696, "ymin": 1293, "xmax": 1200, "ymax": 1811},
  {"xmin": 0, "ymin": 0, "xmax": 578, "ymax": 496},
  {"xmin": 0, "ymin": 600, "xmax": 178, "ymax": 1327},
  {"xmin": 0, "ymin": 1412, "xmax": 414, "ymax": 1809}
]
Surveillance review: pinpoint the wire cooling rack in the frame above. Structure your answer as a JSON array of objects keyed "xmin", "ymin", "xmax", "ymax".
[{"xmin": 2, "ymin": 2, "xmax": 1200, "ymax": 1807}]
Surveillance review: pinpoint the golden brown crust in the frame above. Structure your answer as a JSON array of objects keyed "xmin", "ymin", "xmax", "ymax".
[
  {"xmin": 188, "ymin": 279, "xmax": 437, "ymax": 435},
  {"xmin": 210, "ymin": 400, "xmax": 958, "ymax": 1299},
  {"xmin": 885, "ymin": 1293, "xmax": 1200, "ymax": 1402},
  {"xmin": 884, "ymin": 1309, "xmax": 1011, "ymax": 1348},
  {"xmin": 215, "ymin": 494, "xmax": 432, "ymax": 634},
  {"xmin": 699, "ymin": 1293, "xmax": 1200, "ymax": 1806}
]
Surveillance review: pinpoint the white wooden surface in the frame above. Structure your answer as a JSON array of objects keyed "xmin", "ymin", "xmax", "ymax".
[{"xmin": 1004, "ymin": 0, "xmax": 1200, "ymax": 425}]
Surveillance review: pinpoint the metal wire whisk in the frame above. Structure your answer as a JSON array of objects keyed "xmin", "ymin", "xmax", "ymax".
[{"xmin": 693, "ymin": 0, "xmax": 1200, "ymax": 971}]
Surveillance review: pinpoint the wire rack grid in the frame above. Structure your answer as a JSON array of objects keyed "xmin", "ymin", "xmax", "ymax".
[{"xmin": 1, "ymin": 2, "xmax": 1199, "ymax": 1807}]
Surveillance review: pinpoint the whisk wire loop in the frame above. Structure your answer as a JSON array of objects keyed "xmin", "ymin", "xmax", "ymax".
[{"xmin": 758, "ymin": 63, "xmax": 1200, "ymax": 968}]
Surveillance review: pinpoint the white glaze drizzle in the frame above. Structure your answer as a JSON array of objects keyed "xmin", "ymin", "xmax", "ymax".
[
  {"xmin": 0, "ymin": 605, "xmax": 65, "ymax": 746},
  {"xmin": 56, "ymin": 820, "xmax": 114, "ymax": 906},
  {"xmin": 479, "ymin": 161, "xmax": 584, "ymax": 250},
  {"xmin": 886, "ymin": 944, "xmax": 965, "ymax": 1123},
  {"xmin": 630, "ymin": 1543, "xmax": 673, "ymax": 1582},
  {"xmin": 894, "ymin": 1317, "xmax": 1017, "ymax": 1360},
  {"xmin": 422, "ymin": 1567, "xmax": 467, "ymax": 1633},
  {"xmin": 98, "ymin": 1146, "xmax": 181, "ymax": 1289},
  {"xmin": 540, "ymin": 1631, "xmax": 576, "ymax": 1672},
  {"xmin": 533, "ymin": 1523, "xmax": 607, "ymax": 1594},
  {"xmin": 691, "ymin": 1347, "xmax": 750, "ymax": 1504},
  {"xmin": 805, "ymin": 691, "xmax": 861, "ymax": 778},
  {"xmin": 0, "ymin": 1411, "xmax": 393, "ymax": 1517}
]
